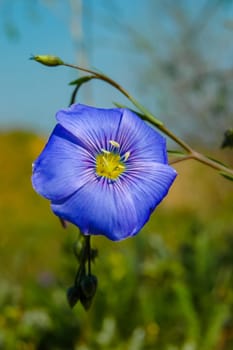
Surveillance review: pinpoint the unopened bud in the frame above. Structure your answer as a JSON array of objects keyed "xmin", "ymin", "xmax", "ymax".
[
  {"xmin": 80, "ymin": 275, "xmax": 98, "ymax": 311},
  {"xmin": 30, "ymin": 55, "xmax": 64, "ymax": 67},
  {"xmin": 67, "ymin": 285, "xmax": 80, "ymax": 308},
  {"xmin": 80, "ymin": 275, "xmax": 98, "ymax": 298}
]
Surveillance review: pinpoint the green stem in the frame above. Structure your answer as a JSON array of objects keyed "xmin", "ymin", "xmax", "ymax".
[
  {"xmin": 192, "ymin": 151, "xmax": 233, "ymax": 175},
  {"xmin": 63, "ymin": 62, "xmax": 191, "ymax": 151},
  {"xmin": 169, "ymin": 155, "xmax": 194, "ymax": 165},
  {"xmin": 86, "ymin": 236, "xmax": 91, "ymax": 276},
  {"xmin": 74, "ymin": 235, "xmax": 89, "ymax": 286},
  {"xmin": 170, "ymin": 152, "xmax": 233, "ymax": 176},
  {"xmin": 63, "ymin": 62, "xmax": 233, "ymax": 177}
]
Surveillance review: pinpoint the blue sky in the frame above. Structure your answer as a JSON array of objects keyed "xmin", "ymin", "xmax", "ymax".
[
  {"xmin": 1, "ymin": 1, "xmax": 81, "ymax": 133},
  {"xmin": 0, "ymin": 0, "xmax": 232, "ymax": 138},
  {"xmin": 0, "ymin": 0, "xmax": 144, "ymax": 134}
]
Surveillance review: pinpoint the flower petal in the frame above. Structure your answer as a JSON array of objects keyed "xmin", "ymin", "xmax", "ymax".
[
  {"xmin": 51, "ymin": 163, "xmax": 176, "ymax": 241},
  {"xmin": 32, "ymin": 104, "xmax": 177, "ymax": 241},
  {"xmin": 56, "ymin": 104, "xmax": 122, "ymax": 153},
  {"xmin": 122, "ymin": 162, "xmax": 177, "ymax": 232},
  {"xmin": 117, "ymin": 109, "xmax": 168, "ymax": 164},
  {"xmin": 32, "ymin": 124, "xmax": 95, "ymax": 201},
  {"xmin": 51, "ymin": 178, "xmax": 140, "ymax": 241}
]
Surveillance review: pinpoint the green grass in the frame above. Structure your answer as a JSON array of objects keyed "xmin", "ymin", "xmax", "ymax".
[{"xmin": 0, "ymin": 130, "xmax": 232, "ymax": 349}]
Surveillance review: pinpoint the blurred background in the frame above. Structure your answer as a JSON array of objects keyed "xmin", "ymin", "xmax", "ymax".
[{"xmin": 0, "ymin": 1, "xmax": 233, "ymax": 349}]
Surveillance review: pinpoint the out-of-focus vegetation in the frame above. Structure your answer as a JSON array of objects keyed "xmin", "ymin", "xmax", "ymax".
[
  {"xmin": 0, "ymin": 1, "xmax": 233, "ymax": 349},
  {"xmin": 0, "ymin": 131, "xmax": 232, "ymax": 350}
]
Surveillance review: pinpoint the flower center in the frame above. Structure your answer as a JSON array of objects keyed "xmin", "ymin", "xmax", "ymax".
[
  {"xmin": 95, "ymin": 140, "xmax": 128, "ymax": 180},
  {"xmin": 96, "ymin": 152, "xmax": 125, "ymax": 179}
]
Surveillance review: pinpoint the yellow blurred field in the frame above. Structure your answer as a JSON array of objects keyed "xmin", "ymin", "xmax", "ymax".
[{"xmin": 0, "ymin": 131, "xmax": 232, "ymax": 350}]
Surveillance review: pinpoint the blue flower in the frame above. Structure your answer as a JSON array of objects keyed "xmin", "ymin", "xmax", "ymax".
[{"xmin": 32, "ymin": 104, "xmax": 177, "ymax": 241}]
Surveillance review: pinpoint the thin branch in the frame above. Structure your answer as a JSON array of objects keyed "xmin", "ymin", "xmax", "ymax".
[
  {"xmin": 170, "ymin": 151, "xmax": 233, "ymax": 177},
  {"xmin": 169, "ymin": 155, "xmax": 194, "ymax": 165},
  {"xmin": 63, "ymin": 62, "xmax": 192, "ymax": 152},
  {"xmin": 63, "ymin": 61, "xmax": 233, "ymax": 178},
  {"xmin": 193, "ymin": 152, "xmax": 233, "ymax": 176}
]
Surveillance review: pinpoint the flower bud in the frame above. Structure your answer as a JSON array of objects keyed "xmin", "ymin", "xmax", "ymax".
[
  {"xmin": 67, "ymin": 285, "xmax": 80, "ymax": 308},
  {"xmin": 80, "ymin": 275, "xmax": 98, "ymax": 310},
  {"xmin": 221, "ymin": 129, "xmax": 233, "ymax": 149},
  {"xmin": 80, "ymin": 275, "xmax": 98, "ymax": 298},
  {"xmin": 30, "ymin": 55, "xmax": 64, "ymax": 66}
]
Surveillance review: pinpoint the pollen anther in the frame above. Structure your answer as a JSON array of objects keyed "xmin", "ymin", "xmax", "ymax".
[
  {"xmin": 101, "ymin": 149, "xmax": 110, "ymax": 154},
  {"xmin": 109, "ymin": 140, "xmax": 120, "ymax": 148},
  {"xmin": 123, "ymin": 151, "xmax": 130, "ymax": 161}
]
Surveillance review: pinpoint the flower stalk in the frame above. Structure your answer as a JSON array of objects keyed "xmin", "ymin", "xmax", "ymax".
[
  {"xmin": 67, "ymin": 235, "xmax": 97, "ymax": 310},
  {"xmin": 31, "ymin": 54, "xmax": 233, "ymax": 311},
  {"xmin": 32, "ymin": 54, "xmax": 233, "ymax": 177},
  {"xmin": 62, "ymin": 61, "xmax": 233, "ymax": 177}
]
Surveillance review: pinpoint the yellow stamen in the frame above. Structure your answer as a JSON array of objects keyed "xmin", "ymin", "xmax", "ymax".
[{"xmin": 96, "ymin": 151, "xmax": 125, "ymax": 180}]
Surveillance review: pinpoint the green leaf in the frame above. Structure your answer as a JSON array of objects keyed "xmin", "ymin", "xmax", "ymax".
[
  {"xmin": 69, "ymin": 75, "xmax": 95, "ymax": 86},
  {"xmin": 167, "ymin": 150, "xmax": 186, "ymax": 156},
  {"xmin": 114, "ymin": 102, "xmax": 147, "ymax": 120},
  {"xmin": 206, "ymin": 156, "xmax": 229, "ymax": 168},
  {"xmin": 113, "ymin": 102, "xmax": 129, "ymax": 109},
  {"xmin": 113, "ymin": 101, "xmax": 163, "ymax": 127},
  {"xmin": 69, "ymin": 76, "xmax": 96, "ymax": 105},
  {"xmin": 130, "ymin": 96, "xmax": 163, "ymax": 127},
  {"xmin": 219, "ymin": 171, "xmax": 233, "ymax": 182},
  {"xmin": 113, "ymin": 102, "xmax": 158, "ymax": 124}
]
